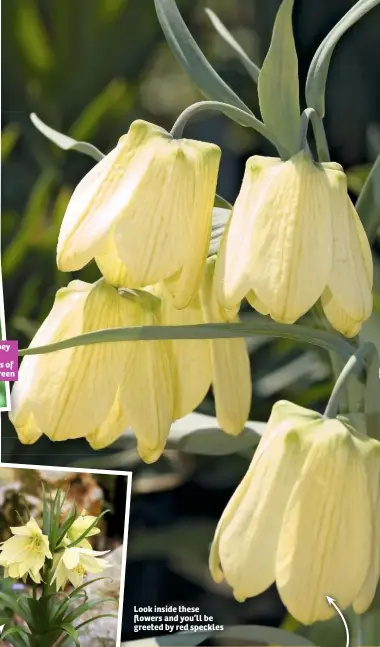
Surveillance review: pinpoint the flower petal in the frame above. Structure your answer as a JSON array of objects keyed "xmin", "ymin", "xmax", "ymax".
[
  {"xmin": 213, "ymin": 407, "xmax": 310, "ymax": 600},
  {"xmin": 57, "ymin": 121, "xmax": 164, "ymax": 271},
  {"xmin": 276, "ymin": 419, "xmax": 372, "ymax": 624},
  {"xmin": 87, "ymin": 388, "xmax": 129, "ymax": 450},
  {"xmin": 327, "ymin": 186, "xmax": 373, "ymax": 324},
  {"xmin": 13, "ymin": 280, "xmax": 132, "ymax": 442},
  {"xmin": 150, "ymin": 283, "xmax": 211, "ymax": 421},
  {"xmin": 321, "ymin": 288, "xmax": 362, "ymax": 338},
  {"xmin": 249, "ymin": 153, "xmax": 334, "ymax": 322}
]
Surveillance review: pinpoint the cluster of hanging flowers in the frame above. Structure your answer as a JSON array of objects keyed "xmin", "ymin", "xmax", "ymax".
[
  {"xmin": 10, "ymin": 117, "xmax": 373, "ymax": 462},
  {"xmin": 0, "ymin": 511, "xmax": 108, "ymax": 591}
]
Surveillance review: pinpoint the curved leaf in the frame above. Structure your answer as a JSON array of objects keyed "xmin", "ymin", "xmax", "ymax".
[
  {"xmin": 205, "ymin": 8, "xmax": 260, "ymax": 83},
  {"xmin": 258, "ymin": 0, "xmax": 300, "ymax": 157},
  {"xmin": 30, "ymin": 113, "xmax": 105, "ymax": 162},
  {"xmin": 170, "ymin": 100, "xmax": 276, "ymax": 146},
  {"xmin": 154, "ymin": 0, "xmax": 252, "ymax": 114},
  {"xmin": 18, "ymin": 321, "xmax": 355, "ymax": 360},
  {"xmin": 306, "ymin": 0, "xmax": 380, "ymax": 117}
]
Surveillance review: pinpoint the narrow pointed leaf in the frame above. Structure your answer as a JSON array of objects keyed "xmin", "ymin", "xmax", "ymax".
[
  {"xmin": 30, "ymin": 113, "xmax": 105, "ymax": 162},
  {"xmin": 205, "ymin": 8, "xmax": 260, "ymax": 82},
  {"xmin": 356, "ymin": 153, "xmax": 380, "ymax": 243},
  {"xmin": 306, "ymin": 0, "xmax": 380, "ymax": 117},
  {"xmin": 18, "ymin": 322, "xmax": 354, "ymax": 360},
  {"xmin": 258, "ymin": 0, "xmax": 300, "ymax": 156},
  {"xmin": 154, "ymin": 0, "xmax": 252, "ymax": 113}
]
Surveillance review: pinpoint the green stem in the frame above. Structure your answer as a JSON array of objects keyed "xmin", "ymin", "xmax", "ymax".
[
  {"xmin": 299, "ymin": 107, "xmax": 330, "ymax": 162},
  {"xmin": 170, "ymin": 100, "xmax": 283, "ymax": 153},
  {"xmin": 324, "ymin": 343, "xmax": 372, "ymax": 418}
]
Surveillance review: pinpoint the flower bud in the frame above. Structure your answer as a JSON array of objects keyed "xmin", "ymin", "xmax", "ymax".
[
  {"xmin": 57, "ymin": 120, "xmax": 221, "ymax": 309},
  {"xmin": 210, "ymin": 401, "xmax": 380, "ymax": 624},
  {"xmin": 214, "ymin": 152, "xmax": 373, "ymax": 335}
]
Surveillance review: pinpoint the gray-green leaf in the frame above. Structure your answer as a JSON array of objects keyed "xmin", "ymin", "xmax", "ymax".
[
  {"xmin": 258, "ymin": 0, "xmax": 300, "ymax": 157},
  {"xmin": 154, "ymin": 0, "xmax": 252, "ymax": 114},
  {"xmin": 205, "ymin": 8, "xmax": 260, "ymax": 83},
  {"xmin": 30, "ymin": 113, "xmax": 105, "ymax": 162}
]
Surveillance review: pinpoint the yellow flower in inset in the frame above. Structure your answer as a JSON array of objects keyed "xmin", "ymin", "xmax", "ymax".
[
  {"xmin": 57, "ymin": 120, "xmax": 221, "ymax": 309},
  {"xmin": 151, "ymin": 257, "xmax": 252, "ymax": 436},
  {"xmin": 52, "ymin": 547, "xmax": 109, "ymax": 591},
  {"xmin": 65, "ymin": 511, "xmax": 101, "ymax": 550},
  {"xmin": 0, "ymin": 518, "xmax": 51, "ymax": 583},
  {"xmin": 210, "ymin": 401, "xmax": 380, "ymax": 624},
  {"xmin": 214, "ymin": 152, "xmax": 373, "ymax": 335}
]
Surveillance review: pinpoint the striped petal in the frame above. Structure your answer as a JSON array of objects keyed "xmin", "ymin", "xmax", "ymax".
[{"xmin": 276, "ymin": 419, "xmax": 372, "ymax": 624}]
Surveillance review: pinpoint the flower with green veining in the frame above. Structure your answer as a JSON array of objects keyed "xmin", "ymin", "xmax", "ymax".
[
  {"xmin": 210, "ymin": 400, "xmax": 380, "ymax": 624},
  {"xmin": 214, "ymin": 151, "xmax": 373, "ymax": 336}
]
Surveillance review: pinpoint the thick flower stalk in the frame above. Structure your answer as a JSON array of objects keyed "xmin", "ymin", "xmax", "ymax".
[
  {"xmin": 57, "ymin": 119, "xmax": 221, "ymax": 308},
  {"xmin": 0, "ymin": 518, "xmax": 52, "ymax": 584},
  {"xmin": 214, "ymin": 151, "xmax": 373, "ymax": 336},
  {"xmin": 52, "ymin": 546, "xmax": 109, "ymax": 591},
  {"xmin": 209, "ymin": 400, "xmax": 380, "ymax": 624}
]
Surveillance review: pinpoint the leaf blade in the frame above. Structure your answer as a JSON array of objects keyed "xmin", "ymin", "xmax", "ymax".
[
  {"xmin": 154, "ymin": 0, "xmax": 252, "ymax": 113},
  {"xmin": 258, "ymin": 0, "xmax": 300, "ymax": 156},
  {"xmin": 18, "ymin": 321, "xmax": 354, "ymax": 361},
  {"xmin": 205, "ymin": 8, "xmax": 260, "ymax": 83},
  {"xmin": 30, "ymin": 113, "xmax": 105, "ymax": 162}
]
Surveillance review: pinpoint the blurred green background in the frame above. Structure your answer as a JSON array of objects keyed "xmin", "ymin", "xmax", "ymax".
[{"xmin": 2, "ymin": 0, "xmax": 380, "ymax": 645}]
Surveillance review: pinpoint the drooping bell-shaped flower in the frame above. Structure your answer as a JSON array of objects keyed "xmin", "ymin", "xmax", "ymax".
[
  {"xmin": 150, "ymin": 257, "xmax": 252, "ymax": 435},
  {"xmin": 209, "ymin": 400, "xmax": 380, "ymax": 624},
  {"xmin": 0, "ymin": 518, "xmax": 52, "ymax": 584},
  {"xmin": 214, "ymin": 152, "xmax": 373, "ymax": 335},
  {"xmin": 57, "ymin": 120, "xmax": 221, "ymax": 309},
  {"xmin": 10, "ymin": 279, "xmax": 174, "ymax": 464}
]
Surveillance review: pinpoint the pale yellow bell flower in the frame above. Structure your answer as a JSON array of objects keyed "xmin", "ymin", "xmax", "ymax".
[
  {"xmin": 10, "ymin": 279, "xmax": 136, "ymax": 443},
  {"xmin": 200, "ymin": 258, "xmax": 251, "ymax": 435},
  {"xmin": 87, "ymin": 289, "xmax": 174, "ymax": 463},
  {"xmin": 150, "ymin": 257, "xmax": 251, "ymax": 435},
  {"xmin": 57, "ymin": 119, "xmax": 221, "ymax": 309},
  {"xmin": 10, "ymin": 278, "xmax": 174, "ymax": 463},
  {"xmin": 209, "ymin": 400, "xmax": 379, "ymax": 624},
  {"xmin": 65, "ymin": 511, "xmax": 101, "ymax": 550},
  {"xmin": 214, "ymin": 152, "xmax": 373, "ymax": 334},
  {"xmin": 0, "ymin": 517, "xmax": 51, "ymax": 583},
  {"xmin": 51, "ymin": 547, "xmax": 109, "ymax": 591}
]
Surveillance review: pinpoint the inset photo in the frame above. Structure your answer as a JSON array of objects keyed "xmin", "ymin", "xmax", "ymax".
[{"xmin": 0, "ymin": 464, "xmax": 131, "ymax": 647}]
